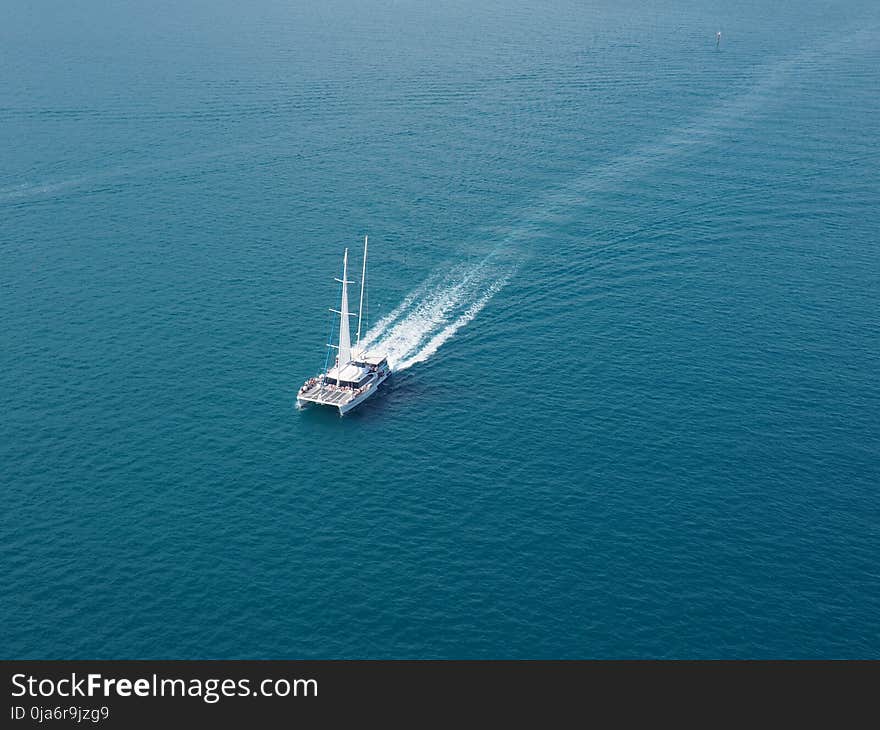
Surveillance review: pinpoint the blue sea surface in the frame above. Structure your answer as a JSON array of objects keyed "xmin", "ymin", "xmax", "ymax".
[{"xmin": 2, "ymin": 0, "xmax": 879, "ymax": 658}]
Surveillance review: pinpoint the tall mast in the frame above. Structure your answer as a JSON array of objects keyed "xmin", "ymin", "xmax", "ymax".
[
  {"xmin": 356, "ymin": 235, "xmax": 368, "ymax": 350},
  {"xmin": 331, "ymin": 248, "xmax": 353, "ymax": 369}
]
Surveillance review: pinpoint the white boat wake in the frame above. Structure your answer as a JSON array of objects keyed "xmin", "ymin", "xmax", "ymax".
[{"xmin": 359, "ymin": 256, "xmax": 513, "ymax": 372}]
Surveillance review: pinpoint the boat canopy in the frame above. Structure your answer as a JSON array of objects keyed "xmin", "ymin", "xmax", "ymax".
[
  {"xmin": 353, "ymin": 351, "xmax": 387, "ymax": 366},
  {"xmin": 327, "ymin": 362, "xmax": 368, "ymax": 382}
]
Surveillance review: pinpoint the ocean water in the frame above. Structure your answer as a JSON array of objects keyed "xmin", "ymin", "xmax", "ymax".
[{"xmin": 2, "ymin": 0, "xmax": 879, "ymax": 658}]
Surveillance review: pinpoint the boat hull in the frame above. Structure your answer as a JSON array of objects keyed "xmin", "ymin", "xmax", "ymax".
[{"xmin": 297, "ymin": 370, "xmax": 390, "ymax": 415}]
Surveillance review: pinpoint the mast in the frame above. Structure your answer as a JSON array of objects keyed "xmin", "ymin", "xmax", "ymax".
[
  {"xmin": 356, "ymin": 235, "xmax": 368, "ymax": 350},
  {"xmin": 331, "ymin": 248, "xmax": 354, "ymax": 370}
]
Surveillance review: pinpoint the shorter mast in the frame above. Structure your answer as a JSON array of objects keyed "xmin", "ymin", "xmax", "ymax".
[{"xmin": 355, "ymin": 235, "xmax": 368, "ymax": 350}]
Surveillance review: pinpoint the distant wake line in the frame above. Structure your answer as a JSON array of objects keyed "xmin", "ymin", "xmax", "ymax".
[
  {"xmin": 359, "ymin": 257, "xmax": 513, "ymax": 372},
  {"xmin": 358, "ymin": 25, "xmax": 879, "ymax": 373},
  {"xmin": 354, "ymin": 29, "xmax": 871, "ymax": 373}
]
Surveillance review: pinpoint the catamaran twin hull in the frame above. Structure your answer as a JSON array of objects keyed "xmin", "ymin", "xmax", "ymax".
[{"xmin": 297, "ymin": 365, "xmax": 390, "ymax": 415}]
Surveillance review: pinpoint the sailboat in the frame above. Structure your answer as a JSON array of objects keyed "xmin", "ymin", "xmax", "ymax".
[{"xmin": 297, "ymin": 236, "xmax": 391, "ymax": 415}]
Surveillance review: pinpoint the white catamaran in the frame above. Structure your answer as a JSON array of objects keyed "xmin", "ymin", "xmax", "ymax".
[{"xmin": 297, "ymin": 236, "xmax": 391, "ymax": 415}]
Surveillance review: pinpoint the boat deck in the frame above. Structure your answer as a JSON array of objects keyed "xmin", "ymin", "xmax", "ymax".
[{"xmin": 298, "ymin": 383, "xmax": 358, "ymax": 407}]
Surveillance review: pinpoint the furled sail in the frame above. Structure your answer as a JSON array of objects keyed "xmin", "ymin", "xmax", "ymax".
[{"xmin": 336, "ymin": 248, "xmax": 352, "ymax": 368}]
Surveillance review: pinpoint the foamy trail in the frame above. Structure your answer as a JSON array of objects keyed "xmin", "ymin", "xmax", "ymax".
[
  {"xmin": 363, "ymin": 255, "xmax": 514, "ymax": 372},
  {"xmin": 394, "ymin": 275, "xmax": 510, "ymax": 371},
  {"xmin": 359, "ymin": 271, "xmax": 441, "ymax": 350}
]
